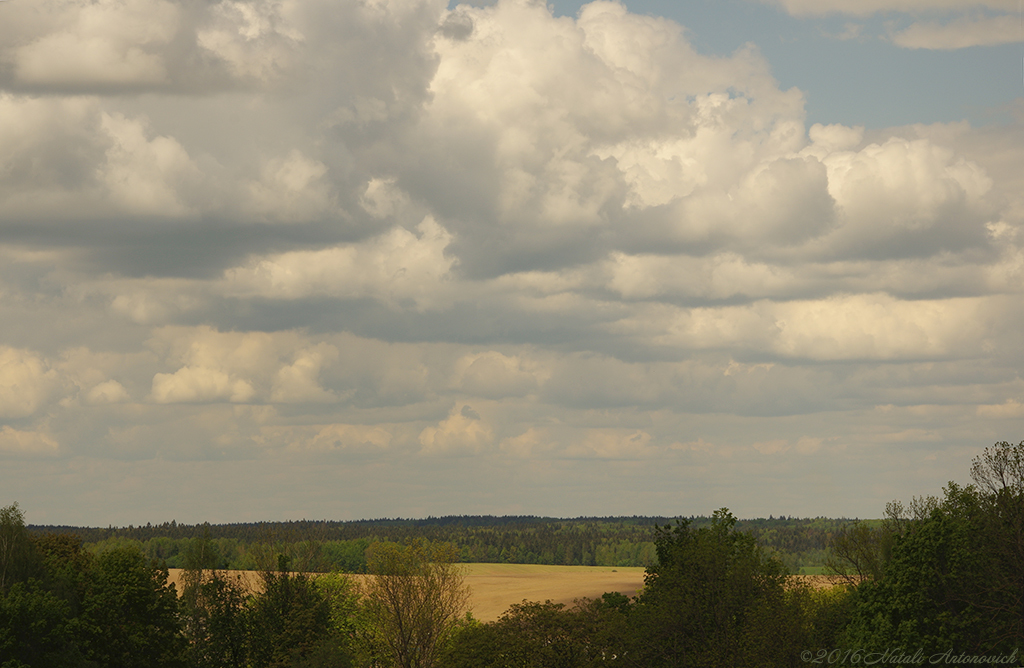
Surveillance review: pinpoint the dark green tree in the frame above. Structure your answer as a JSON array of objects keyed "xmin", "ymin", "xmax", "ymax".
[
  {"xmin": 181, "ymin": 570, "xmax": 250, "ymax": 668},
  {"xmin": 626, "ymin": 508, "xmax": 795, "ymax": 667},
  {"xmin": 0, "ymin": 503, "xmax": 40, "ymax": 592},
  {"xmin": 245, "ymin": 554, "xmax": 339, "ymax": 668},
  {"xmin": 0, "ymin": 580, "xmax": 88, "ymax": 668},
  {"xmin": 438, "ymin": 596, "xmax": 630, "ymax": 668},
  {"xmin": 78, "ymin": 545, "xmax": 185, "ymax": 668}
]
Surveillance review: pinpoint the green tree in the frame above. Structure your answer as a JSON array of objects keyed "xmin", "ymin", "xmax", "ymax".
[
  {"xmin": 626, "ymin": 508, "xmax": 795, "ymax": 667},
  {"xmin": 79, "ymin": 545, "xmax": 185, "ymax": 668},
  {"xmin": 181, "ymin": 570, "xmax": 250, "ymax": 668},
  {"xmin": 361, "ymin": 540, "xmax": 470, "ymax": 668},
  {"xmin": 0, "ymin": 580, "xmax": 88, "ymax": 668},
  {"xmin": 843, "ymin": 442, "xmax": 1024, "ymax": 653},
  {"xmin": 0, "ymin": 503, "xmax": 39, "ymax": 593},
  {"xmin": 245, "ymin": 554, "xmax": 338, "ymax": 668}
]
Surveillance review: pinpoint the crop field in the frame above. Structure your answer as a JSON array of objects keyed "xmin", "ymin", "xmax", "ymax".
[
  {"xmin": 168, "ymin": 563, "xmax": 645, "ymax": 622},
  {"xmin": 168, "ymin": 564, "xmax": 839, "ymax": 622}
]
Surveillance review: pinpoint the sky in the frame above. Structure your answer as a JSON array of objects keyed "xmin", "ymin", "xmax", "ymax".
[{"xmin": 1, "ymin": 0, "xmax": 1023, "ymax": 526}]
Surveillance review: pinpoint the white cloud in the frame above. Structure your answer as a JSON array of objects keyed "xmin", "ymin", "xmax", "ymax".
[
  {"xmin": 151, "ymin": 366, "xmax": 256, "ymax": 404},
  {"xmin": 614, "ymin": 293, "xmax": 990, "ymax": 361},
  {"xmin": 761, "ymin": 0, "xmax": 1016, "ymax": 17},
  {"xmin": 451, "ymin": 351, "xmax": 540, "ymax": 398},
  {"xmin": 1, "ymin": 0, "xmax": 1023, "ymax": 522},
  {"xmin": 976, "ymin": 400, "xmax": 1024, "ymax": 418},
  {"xmin": 419, "ymin": 405, "xmax": 494, "ymax": 455},
  {"xmin": 752, "ymin": 438, "xmax": 790, "ymax": 455},
  {"xmin": 0, "ymin": 347, "xmax": 58, "ymax": 418},
  {"xmin": 283, "ymin": 423, "xmax": 393, "ymax": 453},
  {"xmin": 147, "ymin": 327, "xmax": 339, "ymax": 405},
  {"xmin": 360, "ymin": 178, "xmax": 410, "ymax": 219},
  {"xmin": 247, "ymin": 150, "xmax": 334, "ymax": 222},
  {"xmin": 99, "ymin": 113, "xmax": 200, "ymax": 216},
  {"xmin": 500, "ymin": 427, "xmax": 556, "ymax": 458},
  {"xmin": 196, "ymin": 0, "xmax": 304, "ymax": 82},
  {"xmin": 222, "ymin": 218, "xmax": 456, "ymax": 308},
  {"xmin": 0, "ymin": 426, "xmax": 59, "ymax": 458},
  {"xmin": 565, "ymin": 429, "xmax": 655, "ymax": 459},
  {"xmin": 270, "ymin": 345, "xmax": 338, "ymax": 403},
  {"xmin": 86, "ymin": 380, "xmax": 130, "ymax": 405},
  {"xmin": 890, "ymin": 15, "xmax": 1023, "ymax": 49},
  {"xmin": 13, "ymin": 0, "xmax": 178, "ymax": 88}
]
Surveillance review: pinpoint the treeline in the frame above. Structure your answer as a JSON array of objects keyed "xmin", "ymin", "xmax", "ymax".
[{"xmin": 31, "ymin": 515, "xmax": 848, "ymax": 572}]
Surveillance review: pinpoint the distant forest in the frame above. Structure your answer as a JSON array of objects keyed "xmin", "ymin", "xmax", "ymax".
[{"xmin": 28, "ymin": 514, "xmax": 851, "ymax": 573}]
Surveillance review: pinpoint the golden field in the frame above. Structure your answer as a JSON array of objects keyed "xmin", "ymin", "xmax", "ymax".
[{"xmin": 167, "ymin": 565, "xmax": 836, "ymax": 623}]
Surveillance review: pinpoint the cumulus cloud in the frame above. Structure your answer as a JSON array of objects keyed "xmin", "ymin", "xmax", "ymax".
[
  {"xmin": 451, "ymin": 351, "xmax": 540, "ymax": 398},
  {"xmin": 151, "ymin": 366, "xmax": 256, "ymax": 404},
  {"xmin": 86, "ymin": 380, "xmax": 131, "ymax": 405},
  {"xmin": 222, "ymin": 218, "xmax": 456, "ymax": 308},
  {"xmin": 0, "ymin": 347, "xmax": 59, "ymax": 418},
  {"xmin": 12, "ymin": 0, "xmax": 178, "ymax": 89},
  {"xmin": 419, "ymin": 405, "xmax": 494, "ymax": 455}
]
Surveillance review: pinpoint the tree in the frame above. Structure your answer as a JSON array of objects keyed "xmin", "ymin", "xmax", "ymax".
[
  {"xmin": 0, "ymin": 580, "xmax": 88, "ymax": 668},
  {"xmin": 626, "ymin": 508, "xmax": 795, "ymax": 667},
  {"xmin": 0, "ymin": 502, "xmax": 39, "ymax": 593},
  {"xmin": 361, "ymin": 540, "xmax": 470, "ymax": 668},
  {"xmin": 245, "ymin": 554, "xmax": 338, "ymax": 668},
  {"xmin": 841, "ymin": 442, "xmax": 1024, "ymax": 654},
  {"xmin": 78, "ymin": 545, "xmax": 185, "ymax": 668}
]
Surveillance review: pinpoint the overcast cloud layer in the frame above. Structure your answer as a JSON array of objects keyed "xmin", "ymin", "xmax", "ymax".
[{"xmin": 1, "ymin": 0, "xmax": 1023, "ymax": 525}]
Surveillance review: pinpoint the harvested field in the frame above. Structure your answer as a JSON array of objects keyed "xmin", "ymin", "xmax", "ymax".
[{"xmin": 167, "ymin": 565, "xmax": 839, "ymax": 623}]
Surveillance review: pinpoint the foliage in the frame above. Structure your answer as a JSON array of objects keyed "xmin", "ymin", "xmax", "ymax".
[
  {"xmin": 180, "ymin": 569, "xmax": 250, "ymax": 668},
  {"xmin": 438, "ymin": 596, "xmax": 629, "ymax": 668},
  {"xmin": 0, "ymin": 580, "xmax": 88, "ymax": 668},
  {"xmin": 78, "ymin": 545, "xmax": 186, "ymax": 668},
  {"xmin": 0, "ymin": 503, "xmax": 40, "ymax": 593},
  {"xmin": 626, "ymin": 508, "xmax": 797, "ymax": 667},
  {"xmin": 842, "ymin": 441, "xmax": 1024, "ymax": 655},
  {"xmin": 37, "ymin": 515, "xmax": 850, "ymax": 571},
  {"xmin": 245, "ymin": 555, "xmax": 340, "ymax": 668},
  {"xmin": 361, "ymin": 540, "xmax": 470, "ymax": 668}
]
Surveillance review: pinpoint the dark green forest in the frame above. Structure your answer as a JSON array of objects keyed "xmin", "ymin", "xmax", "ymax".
[
  {"xmin": 2, "ymin": 440, "xmax": 1023, "ymax": 667},
  {"xmin": 30, "ymin": 514, "xmax": 841, "ymax": 574}
]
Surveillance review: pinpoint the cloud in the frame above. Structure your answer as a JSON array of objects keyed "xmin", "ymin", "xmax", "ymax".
[
  {"xmin": 889, "ymin": 15, "xmax": 1023, "ymax": 49},
  {"xmin": 12, "ymin": 0, "xmax": 178, "ymax": 89},
  {"xmin": 0, "ymin": 347, "xmax": 59, "ymax": 418},
  {"xmin": 759, "ymin": 0, "xmax": 1016, "ymax": 17},
  {"xmin": 976, "ymin": 400, "xmax": 1024, "ymax": 418},
  {"xmin": 451, "ymin": 351, "xmax": 540, "ymax": 398},
  {"xmin": 609, "ymin": 293, "xmax": 991, "ymax": 361},
  {"xmin": 565, "ymin": 429, "xmax": 656, "ymax": 459},
  {"xmin": 419, "ymin": 405, "xmax": 494, "ymax": 455},
  {"xmin": 284, "ymin": 423, "xmax": 393, "ymax": 453},
  {"xmin": 195, "ymin": 0, "xmax": 304, "ymax": 82},
  {"xmin": 0, "ymin": 426, "xmax": 59, "ymax": 458},
  {"xmin": 86, "ymin": 380, "xmax": 130, "ymax": 405},
  {"xmin": 221, "ymin": 218, "xmax": 455, "ymax": 308},
  {"xmin": 151, "ymin": 366, "xmax": 256, "ymax": 404},
  {"xmin": 500, "ymin": 427, "xmax": 556, "ymax": 458}
]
